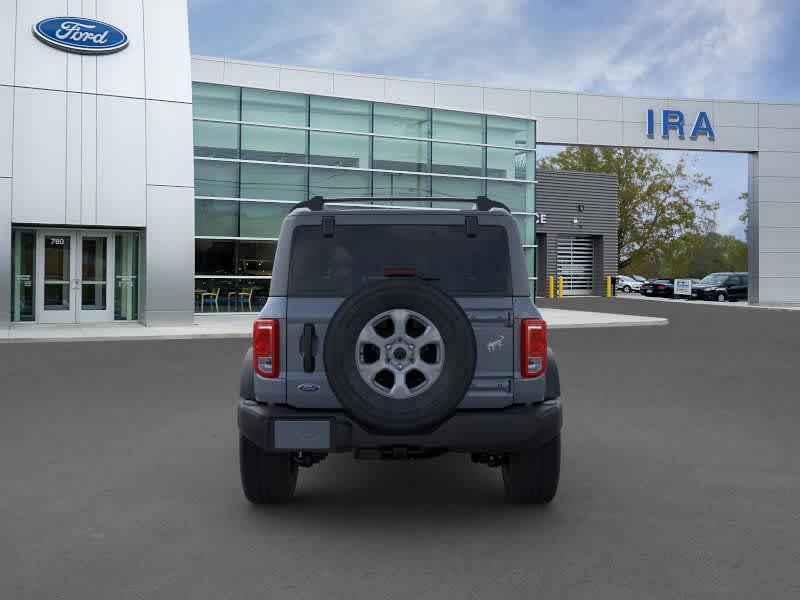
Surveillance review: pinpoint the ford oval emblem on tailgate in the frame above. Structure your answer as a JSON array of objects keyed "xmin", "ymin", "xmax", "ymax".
[{"xmin": 297, "ymin": 383, "xmax": 320, "ymax": 392}]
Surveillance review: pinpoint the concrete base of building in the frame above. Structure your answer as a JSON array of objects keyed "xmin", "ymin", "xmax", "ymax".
[{"xmin": 0, "ymin": 309, "xmax": 667, "ymax": 344}]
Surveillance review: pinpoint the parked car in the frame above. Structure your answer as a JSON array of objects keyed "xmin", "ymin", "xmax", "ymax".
[
  {"xmin": 238, "ymin": 196, "xmax": 562, "ymax": 504},
  {"xmin": 640, "ymin": 279, "xmax": 674, "ymax": 298},
  {"xmin": 616, "ymin": 274, "xmax": 643, "ymax": 293},
  {"xmin": 691, "ymin": 272, "xmax": 749, "ymax": 302}
]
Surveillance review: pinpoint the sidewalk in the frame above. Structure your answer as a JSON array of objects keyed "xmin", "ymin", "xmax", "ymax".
[
  {"xmin": 1, "ymin": 308, "xmax": 667, "ymax": 344},
  {"xmin": 616, "ymin": 293, "xmax": 800, "ymax": 311}
]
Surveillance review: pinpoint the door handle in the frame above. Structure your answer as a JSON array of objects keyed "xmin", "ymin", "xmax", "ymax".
[{"xmin": 299, "ymin": 323, "xmax": 317, "ymax": 373}]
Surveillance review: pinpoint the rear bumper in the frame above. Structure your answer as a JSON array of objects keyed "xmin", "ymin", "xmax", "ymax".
[{"xmin": 238, "ymin": 399, "xmax": 562, "ymax": 454}]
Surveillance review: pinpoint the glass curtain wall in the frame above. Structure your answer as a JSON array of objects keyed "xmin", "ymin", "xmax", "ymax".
[{"xmin": 192, "ymin": 82, "xmax": 537, "ymax": 309}]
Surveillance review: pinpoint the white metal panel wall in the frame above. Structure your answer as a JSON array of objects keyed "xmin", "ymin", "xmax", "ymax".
[
  {"xmin": 146, "ymin": 100, "xmax": 194, "ymax": 187},
  {"xmin": 142, "ymin": 0, "xmax": 192, "ymax": 103},
  {"xmin": 14, "ymin": 0, "xmax": 69, "ymax": 90},
  {"xmin": 0, "ymin": 85, "xmax": 12, "ymax": 178},
  {"xmin": 96, "ymin": 95, "xmax": 147, "ymax": 226},
  {"xmin": 96, "ymin": 0, "xmax": 146, "ymax": 98},
  {"xmin": 11, "ymin": 87, "xmax": 67, "ymax": 224},
  {"xmin": 0, "ymin": 0, "xmax": 16, "ymax": 86},
  {"xmin": 144, "ymin": 185, "xmax": 194, "ymax": 325}
]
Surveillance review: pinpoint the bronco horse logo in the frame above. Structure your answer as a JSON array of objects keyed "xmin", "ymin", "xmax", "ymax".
[{"xmin": 487, "ymin": 335, "xmax": 505, "ymax": 352}]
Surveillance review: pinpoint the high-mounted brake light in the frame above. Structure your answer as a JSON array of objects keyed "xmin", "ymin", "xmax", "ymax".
[
  {"xmin": 253, "ymin": 319, "xmax": 279, "ymax": 378},
  {"xmin": 520, "ymin": 319, "xmax": 547, "ymax": 378}
]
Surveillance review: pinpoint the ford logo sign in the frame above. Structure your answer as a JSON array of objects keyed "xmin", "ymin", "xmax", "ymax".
[
  {"xmin": 33, "ymin": 17, "xmax": 128, "ymax": 55},
  {"xmin": 297, "ymin": 383, "xmax": 321, "ymax": 393}
]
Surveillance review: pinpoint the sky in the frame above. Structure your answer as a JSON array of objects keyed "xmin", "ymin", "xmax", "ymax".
[{"xmin": 188, "ymin": 0, "xmax": 800, "ymax": 239}]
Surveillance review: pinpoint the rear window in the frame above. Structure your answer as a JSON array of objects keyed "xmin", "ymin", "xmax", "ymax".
[{"xmin": 288, "ymin": 224, "xmax": 512, "ymax": 296}]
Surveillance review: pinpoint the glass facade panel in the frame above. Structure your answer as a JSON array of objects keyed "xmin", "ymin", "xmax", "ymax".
[
  {"xmin": 239, "ymin": 202, "xmax": 291, "ymax": 238},
  {"xmin": 374, "ymin": 103, "xmax": 429, "ymax": 137},
  {"xmin": 194, "ymin": 278, "xmax": 270, "ymax": 313},
  {"xmin": 487, "ymin": 116, "xmax": 534, "ymax": 148},
  {"xmin": 11, "ymin": 230, "xmax": 35, "ymax": 322},
  {"xmin": 487, "ymin": 148, "xmax": 533, "ymax": 180},
  {"xmin": 242, "ymin": 88, "xmax": 307, "ymax": 126},
  {"xmin": 195, "ymin": 239, "xmax": 236, "ymax": 275},
  {"xmin": 515, "ymin": 215, "xmax": 534, "ymax": 244},
  {"xmin": 373, "ymin": 173, "xmax": 430, "ymax": 206},
  {"xmin": 114, "ymin": 232, "xmax": 139, "ymax": 321},
  {"xmin": 431, "ymin": 142, "xmax": 483, "ymax": 176},
  {"xmin": 196, "ymin": 198, "xmax": 238, "ymax": 237},
  {"xmin": 193, "ymin": 121, "xmax": 239, "ymax": 158},
  {"xmin": 194, "ymin": 277, "xmax": 235, "ymax": 313},
  {"xmin": 191, "ymin": 83, "xmax": 537, "ymax": 306},
  {"xmin": 373, "ymin": 137, "xmax": 428, "ymax": 172},
  {"xmin": 240, "ymin": 163, "xmax": 307, "ymax": 201},
  {"xmin": 241, "ymin": 125, "xmax": 306, "ymax": 163},
  {"xmin": 432, "ymin": 110, "xmax": 484, "ymax": 143},
  {"xmin": 195, "ymin": 160, "xmax": 239, "ymax": 198},
  {"xmin": 310, "ymin": 131, "xmax": 369, "ymax": 168},
  {"xmin": 309, "ymin": 168, "xmax": 371, "ymax": 198},
  {"xmin": 192, "ymin": 83, "xmax": 240, "ymax": 120},
  {"xmin": 239, "ymin": 241, "xmax": 277, "ymax": 275},
  {"xmin": 487, "ymin": 180, "xmax": 533, "ymax": 212},
  {"xmin": 311, "ymin": 96, "xmax": 370, "ymax": 131},
  {"xmin": 431, "ymin": 177, "xmax": 482, "ymax": 208}
]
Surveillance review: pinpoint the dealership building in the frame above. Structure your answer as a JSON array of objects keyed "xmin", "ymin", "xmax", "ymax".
[{"xmin": 2, "ymin": 2, "xmax": 800, "ymax": 327}]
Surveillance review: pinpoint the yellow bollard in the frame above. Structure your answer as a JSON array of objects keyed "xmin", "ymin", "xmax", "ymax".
[
  {"xmin": 548, "ymin": 275, "xmax": 555, "ymax": 298},
  {"xmin": 557, "ymin": 276, "xmax": 564, "ymax": 298},
  {"xmin": 606, "ymin": 276, "xmax": 612, "ymax": 297}
]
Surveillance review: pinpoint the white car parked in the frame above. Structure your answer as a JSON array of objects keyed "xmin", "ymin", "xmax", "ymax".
[{"xmin": 616, "ymin": 275, "xmax": 643, "ymax": 293}]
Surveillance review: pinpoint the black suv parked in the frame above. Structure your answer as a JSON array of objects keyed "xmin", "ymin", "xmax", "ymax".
[
  {"xmin": 237, "ymin": 197, "xmax": 562, "ymax": 504},
  {"xmin": 691, "ymin": 272, "xmax": 749, "ymax": 302}
]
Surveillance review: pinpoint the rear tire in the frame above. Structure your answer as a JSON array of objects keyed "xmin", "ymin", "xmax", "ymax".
[
  {"xmin": 239, "ymin": 435, "xmax": 298, "ymax": 504},
  {"xmin": 502, "ymin": 434, "xmax": 561, "ymax": 504},
  {"xmin": 623, "ymin": 285, "xmax": 632, "ymax": 293},
  {"xmin": 717, "ymin": 292, "xmax": 727, "ymax": 302}
]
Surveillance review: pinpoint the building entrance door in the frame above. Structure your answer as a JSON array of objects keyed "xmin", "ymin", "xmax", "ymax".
[
  {"xmin": 557, "ymin": 236, "xmax": 594, "ymax": 296},
  {"xmin": 36, "ymin": 231, "xmax": 114, "ymax": 323}
]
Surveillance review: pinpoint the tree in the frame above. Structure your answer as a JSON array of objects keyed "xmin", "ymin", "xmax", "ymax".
[{"xmin": 538, "ymin": 147, "xmax": 718, "ymax": 271}]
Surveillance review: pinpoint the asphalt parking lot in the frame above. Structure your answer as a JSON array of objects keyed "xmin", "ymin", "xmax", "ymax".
[{"xmin": 2, "ymin": 298, "xmax": 800, "ymax": 599}]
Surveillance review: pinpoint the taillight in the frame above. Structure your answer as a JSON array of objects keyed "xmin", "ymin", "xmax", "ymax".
[
  {"xmin": 520, "ymin": 318, "xmax": 547, "ymax": 378},
  {"xmin": 657, "ymin": 284, "xmax": 665, "ymax": 290},
  {"xmin": 253, "ymin": 319, "xmax": 279, "ymax": 378}
]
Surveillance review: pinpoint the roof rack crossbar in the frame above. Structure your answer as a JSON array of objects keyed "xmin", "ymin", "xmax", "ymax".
[{"xmin": 292, "ymin": 195, "xmax": 510, "ymax": 213}]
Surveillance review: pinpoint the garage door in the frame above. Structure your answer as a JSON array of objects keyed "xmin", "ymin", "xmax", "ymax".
[{"xmin": 557, "ymin": 236, "xmax": 594, "ymax": 296}]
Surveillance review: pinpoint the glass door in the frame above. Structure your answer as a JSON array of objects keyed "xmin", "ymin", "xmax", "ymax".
[
  {"xmin": 35, "ymin": 230, "xmax": 115, "ymax": 323},
  {"xmin": 36, "ymin": 231, "xmax": 77, "ymax": 323},
  {"xmin": 78, "ymin": 232, "xmax": 114, "ymax": 322}
]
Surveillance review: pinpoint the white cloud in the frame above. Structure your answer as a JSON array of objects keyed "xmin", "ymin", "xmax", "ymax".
[{"xmin": 228, "ymin": 0, "xmax": 781, "ymax": 100}]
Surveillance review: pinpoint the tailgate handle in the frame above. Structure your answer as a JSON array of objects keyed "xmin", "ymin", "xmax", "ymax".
[
  {"xmin": 468, "ymin": 311, "xmax": 514, "ymax": 327},
  {"xmin": 299, "ymin": 323, "xmax": 317, "ymax": 373}
]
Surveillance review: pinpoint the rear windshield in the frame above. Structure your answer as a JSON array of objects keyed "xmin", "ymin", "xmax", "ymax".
[{"xmin": 288, "ymin": 224, "xmax": 512, "ymax": 296}]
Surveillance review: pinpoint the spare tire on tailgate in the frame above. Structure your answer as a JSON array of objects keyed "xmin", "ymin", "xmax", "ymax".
[{"xmin": 323, "ymin": 278, "xmax": 476, "ymax": 435}]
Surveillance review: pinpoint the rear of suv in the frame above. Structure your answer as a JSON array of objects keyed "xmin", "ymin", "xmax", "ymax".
[{"xmin": 238, "ymin": 196, "xmax": 562, "ymax": 504}]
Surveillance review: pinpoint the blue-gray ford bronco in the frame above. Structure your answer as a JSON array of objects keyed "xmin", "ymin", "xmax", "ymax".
[{"xmin": 238, "ymin": 196, "xmax": 562, "ymax": 503}]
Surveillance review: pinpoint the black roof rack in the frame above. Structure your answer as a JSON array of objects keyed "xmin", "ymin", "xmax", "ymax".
[{"xmin": 291, "ymin": 195, "xmax": 511, "ymax": 213}]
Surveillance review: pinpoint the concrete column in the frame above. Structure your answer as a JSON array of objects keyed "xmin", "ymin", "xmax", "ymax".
[{"xmin": 749, "ymin": 150, "xmax": 800, "ymax": 305}]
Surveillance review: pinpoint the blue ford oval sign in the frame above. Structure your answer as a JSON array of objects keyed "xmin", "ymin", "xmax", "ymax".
[{"xmin": 33, "ymin": 17, "xmax": 128, "ymax": 55}]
